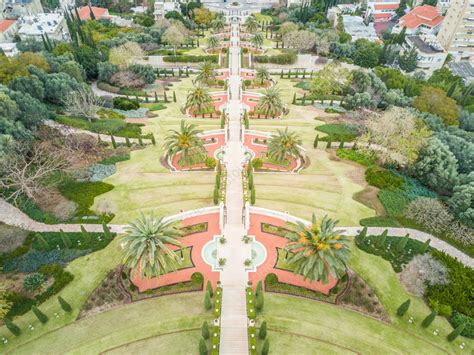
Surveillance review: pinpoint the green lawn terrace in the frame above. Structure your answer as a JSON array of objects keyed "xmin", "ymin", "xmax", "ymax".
[{"xmin": 93, "ymin": 75, "xmax": 221, "ymax": 223}]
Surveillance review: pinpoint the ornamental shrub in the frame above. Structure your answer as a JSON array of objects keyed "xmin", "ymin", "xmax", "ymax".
[
  {"xmin": 32, "ymin": 305, "xmax": 48, "ymax": 323},
  {"xmin": 397, "ymin": 299, "xmax": 410, "ymax": 316},
  {"xmin": 201, "ymin": 321, "xmax": 210, "ymax": 339},
  {"xmin": 447, "ymin": 324, "xmax": 466, "ymax": 342},
  {"xmin": 450, "ymin": 312, "xmax": 474, "ymax": 339},
  {"xmin": 213, "ymin": 186, "xmax": 219, "ymax": 205},
  {"xmin": 4, "ymin": 318, "xmax": 21, "ymax": 336},
  {"xmin": 250, "ymin": 186, "xmax": 256, "ymax": 205},
  {"xmin": 252, "ymin": 158, "xmax": 263, "ymax": 169},
  {"xmin": 113, "ymin": 97, "xmax": 139, "ymax": 111},
  {"xmin": 397, "ymin": 235, "xmax": 409, "ymax": 253},
  {"xmin": 261, "ymin": 338, "xmax": 270, "ymax": 355},
  {"xmin": 204, "ymin": 290, "xmax": 212, "ymax": 310},
  {"xmin": 256, "ymin": 290, "xmax": 264, "ymax": 311},
  {"xmin": 206, "ymin": 280, "xmax": 213, "ymax": 297},
  {"xmin": 405, "ymin": 197, "xmax": 454, "ymax": 234},
  {"xmin": 254, "ymin": 52, "xmax": 297, "ymax": 65},
  {"xmin": 199, "ymin": 337, "xmax": 208, "ymax": 355},
  {"xmin": 259, "ymin": 320, "xmax": 267, "ymax": 339},
  {"xmin": 421, "ymin": 310, "xmax": 437, "ymax": 328},
  {"xmin": 23, "ymin": 273, "xmax": 46, "ymax": 292},
  {"xmin": 163, "ymin": 55, "xmax": 218, "ymax": 63},
  {"xmin": 205, "ymin": 157, "xmax": 217, "ymax": 169},
  {"xmin": 365, "ymin": 166, "xmax": 404, "ymax": 190},
  {"xmin": 58, "ymin": 296, "xmax": 72, "ymax": 312}
]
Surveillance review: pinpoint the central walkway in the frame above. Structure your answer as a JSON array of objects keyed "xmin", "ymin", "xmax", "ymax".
[{"xmin": 219, "ymin": 22, "xmax": 251, "ymax": 354}]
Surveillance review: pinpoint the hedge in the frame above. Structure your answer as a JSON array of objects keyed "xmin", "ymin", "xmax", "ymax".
[
  {"xmin": 450, "ymin": 312, "xmax": 474, "ymax": 339},
  {"xmin": 365, "ymin": 166, "xmax": 405, "ymax": 190},
  {"xmin": 315, "ymin": 124, "xmax": 357, "ymax": 142},
  {"xmin": 254, "ymin": 52, "xmax": 297, "ymax": 65},
  {"xmin": 163, "ymin": 55, "xmax": 218, "ymax": 63}
]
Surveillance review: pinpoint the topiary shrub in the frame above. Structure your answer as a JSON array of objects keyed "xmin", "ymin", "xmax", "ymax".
[
  {"xmin": 397, "ymin": 299, "xmax": 411, "ymax": 317},
  {"xmin": 259, "ymin": 320, "xmax": 267, "ymax": 339},
  {"xmin": 4, "ymin": 318, "xmax": 21, "ymax": 336},
  {"xmin": 58, "ymin": 296, "xmax": 72, "ymax": 312},
  {"xmin": 206, "ymin": 280, "xmax": 213, "ymax": 298},
  {"xmin": 113, "ymin": 97, "xmax": 140, "ymax": 111},
  {"xmin": 450, "ymin": 312, "xmax": 474, "ymax": 339},
  {"xmin": 421, "ymin": 310, "xmax": 437, "ymax": 328},
  {"xmin": 261, "ymin": 338, "xmax": 270, "ymax": 355},
  {"xmin": 199, "ymin": 337, "xmax": 207, "ymax": 355},
  {"xmin": 201, "ymin": 321, "xmax": 210, "ymax": 339},
  {"xmin": 204, "ymin": 290, "xmax": 212, "ymax": 310},
  {"xmin": 447, "ymin": 323, "xmax": 466, "ymax": 342},
  {"xmin": 32, "ymin": 305, "xmax": 48, "ymax": 323}
]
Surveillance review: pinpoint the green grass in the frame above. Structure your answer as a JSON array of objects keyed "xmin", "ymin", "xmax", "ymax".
[
  {"xmin": 7, "ymin": 293, "xmax": 211, "ymax": 354},
  {"xmin": 94, "ymin": 76, "xmax": 219, "ymax": 223},
  {"xmin": 315, "ymin": 123, "xmax": 357, "ymax": 142}
]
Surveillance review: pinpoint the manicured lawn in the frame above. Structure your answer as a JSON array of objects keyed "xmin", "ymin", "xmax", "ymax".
[
  {"xmin": 94, "ymin": 76, "xmax": 221, "ymax": 223},
  {"xmin": 8, "ymin": 293, "xmax": 210, "ymax": 354},
  {"xmin": 104, "ymin": 330, "xmax": 202, "ymax": 354},
  {"xmin": 260, "ymin": 292, "xmax": 472, "ymax": 354}
]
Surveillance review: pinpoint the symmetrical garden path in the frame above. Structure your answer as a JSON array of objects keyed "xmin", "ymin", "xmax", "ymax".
[{"xmin": 218, "ymin": 22, "xmax": 252, "ymax": 355}]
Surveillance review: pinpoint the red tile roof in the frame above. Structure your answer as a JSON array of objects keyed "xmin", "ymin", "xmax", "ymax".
[
  {"xmin": 374, "ymin": 3, "xmax": 399, "ymax": 10},
  {"xmin": 375, "ymin": 13, "xmax": 394, "ymax": 19},
  {"xmin": 77, "ymin": 6, "xmax": 109, "ymax": 21},
  {"xmin": 0, "ymin": 19, "xmax": 16, "ymax": 33},
  {"xmin": 398, "ymin": 5, "xmax": 443, "ymax": 29}
]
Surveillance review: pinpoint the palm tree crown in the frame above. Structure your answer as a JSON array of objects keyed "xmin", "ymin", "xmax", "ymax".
[
  {"xmin": 164, "ymin": 120, "xmax": 204, "ymax": 163},
  {"xmin": 256, "ymin": 87, "xmax": 284, "ymax": 118},
  {"xmin": 211, "ymin": 17, "xmax": 225, "ymax": 32},
  {"xmin": 285, "ymin": 214, "xmax": 350, "ymax": 284},
  {"xmin": 122, "ymin": 213, "xmax": 183, "ymax": 280},
  {"xmin": 185, "ymin": 86, "xmax": 212, "ymax": 112},
  {"xmin": 255, "ymin": 66, "xmax": 270, "ymax": 85},
  {"xmin": 245, "ymin": 16, "xmax": 259, "ymax": 33},
  {"xmin": 268, "ymin": 127, "xmax": 303, "ymax": 162},
  {"xmin": 252, "ymin": 32, "xmax": 264, "ymax": 48},
  {"xmin": 207, "ymin": 35, "xmax": 219, "ymax": 50},
  {"xmin": 196, "ymin": 61, "xmax": 217, "ymax": 86}
]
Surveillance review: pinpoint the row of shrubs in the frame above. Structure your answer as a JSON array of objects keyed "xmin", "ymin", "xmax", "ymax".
[
  {"xmin": 163, "ymin": 55, "xmax": 218, "ymax": 63},
  {"xmin": 254, "ymin": 52, "xmax": 297, "ymax": 65}
]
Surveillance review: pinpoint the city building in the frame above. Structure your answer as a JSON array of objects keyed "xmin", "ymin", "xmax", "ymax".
[
  {"xmin": 76, "ymin": 6, "xmax": 109, "ymax": 21},
  {"xmin": 405, "ymin": 34, "xmax": 447, "ymax": 73},
  {"xmin": 448, "ymin": 61, "xmax": 474, "ymax": 84},
  {"xmin": 285, "ymin": 0, "xmax": 311, "ymax": 7},
  {"xmin": 0, "ymin": 0, "xmax": 43, "ymax": 19},
  {"xmin": 327, "ymin": 4, "xmax": 359, "ymax": 26},
  {"xmin": 0, "ymin": 18, "xmax": 18, "ymax": 42},
  {"xmin": 392, "ymin": 5, "xmax": 444, "ymax": 35},
  {"xmin": 154, "ymin": 0, "xmax": 180, "ymax": 20},
  {"xmin": 17, "ymin": 12, "xmax": 68, "ymax": 41},
  {"xmin": 342, "ymin": 15, "xmax": 379, "ymax": 42},
  {"xmin": 437, "ymin": 0, "xmax": 474, "ymax": 63},
  {"xmin": 365, "ymin": 0, "xmax": 400, "ymax": 23}
]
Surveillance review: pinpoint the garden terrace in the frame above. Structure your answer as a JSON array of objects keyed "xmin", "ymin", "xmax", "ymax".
[
  {"xmin": 186, "ymin": 92, "xmax": 228, "ymax": 118},
  {"xmin": 131, "ymin": 212, "xmax": 221, "ymax": 292},
  {"xmin": 168, "ymin": 131, "xmax": 225, "ymax": 171},
  {"xmin": 244, "ymin": 131, "xmax": 300, "ymax": 173},
  {"xmin": 247, "ymin": 212, "xmax": 337, "ymax": 295}
]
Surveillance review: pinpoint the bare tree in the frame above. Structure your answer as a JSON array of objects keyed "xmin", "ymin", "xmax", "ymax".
[
  {"xmin": 63, "ymin": 86, "xmax": 104, "ymax": 122},
  {"xmin": 0, "ymin": 143, "xmax": 68, "ymax": 204}
]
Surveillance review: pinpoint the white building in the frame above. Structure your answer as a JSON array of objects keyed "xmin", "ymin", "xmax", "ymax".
[
  {"xmin": 342, "ymin": 15, "xmax": 379, "ymax": 42},
  {"xmin": 327, "ymin": 4, "xmax": 359, "ymax": 26},
  {"xmin": 18, "ymin": 13, "xmax": 68, "ymax": 41},
  {"xmin": 154, "ymin": 0, "xmax": 180, "ymax": 20},
  {"xmin": 405, "ymin": 34, "xmax": 447, "ymax": 74},
  {"xmin": 0, "ymin": 42, "xmax": 18, "ymax": 56}
]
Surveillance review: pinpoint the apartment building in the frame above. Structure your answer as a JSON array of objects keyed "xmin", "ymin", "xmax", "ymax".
[
  {"xmin": 17, "ymin": 12, "xmax": 68, "ymax": 41},
  {"xmin": 392, "ymin": 5, "xmax": 444, "ymax": 35},
  {"xmin": 365, "ymin": 0, "xmax": 400, "ymax": 23},
  {"xmin": 437, "ymin": 0, "xmax": 474, "ymax": 62}
]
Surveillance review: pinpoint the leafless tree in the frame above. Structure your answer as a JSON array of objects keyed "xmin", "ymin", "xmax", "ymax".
[
  {"xmin": 0, "ymin": 143, "xmax": 68, "ymax": 204},
  {"xmin": 63, "ymin": 86, "xmax": 104, "ymax": 122}
]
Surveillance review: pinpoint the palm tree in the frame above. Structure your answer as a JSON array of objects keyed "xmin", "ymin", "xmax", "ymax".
[
  {"xmin": 211, "ymin": 17, "xmax": 225, "ymax": 32},
  {"xmin": 164, "ymin": 120, "xmax": 204, "ymax": 166},
  {"xmin": 185, "ymin": 85, "xmax": 212, "ymax": 114},
  {"xmin": 122, "ymin": 213, "xmax": 183, "ymax": 280},
  {"xmin": 207, "ymin": 35, "xmax": 219, "ymax": 51},
  {"xmin": 285, "ymin": 214, "xmax": 350, "ymax": 284},
  {"xmin": 268, "ymin": 128, "xmax": 303, "ymax": 162},
  {"xmin": 196, "ymin": 61, "xmax": 217, "ymax": 86},
  {"xmin": 245, "ymin": 15, "xmax": 259, "ymax": 33},
  {"xmin": 255, "ymin": 66, "xmax": 270, "ymax": 86},
  {"xmin": 252, "ymin": 32, "xmax": 264, "ymax": 49},
  {"xmin": 256, "ymin": 87, "xmax": 284, "ymax": 118}
]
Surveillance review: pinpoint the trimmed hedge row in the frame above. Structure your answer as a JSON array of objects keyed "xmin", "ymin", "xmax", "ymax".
[
  {"xmin": 254, "ymin": 52, "xmax": 297, "ymax": 65},
  {"xmin": 163, "ymin": 55, "xmax": 218, "ymax": 63}
]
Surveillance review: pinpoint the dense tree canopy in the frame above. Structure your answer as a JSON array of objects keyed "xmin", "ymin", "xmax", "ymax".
[{"xmin": 413, "ymin": 87, "xmax": 460, "ymax": 126}]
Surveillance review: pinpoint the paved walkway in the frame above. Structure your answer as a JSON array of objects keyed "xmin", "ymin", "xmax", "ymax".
[{"xmin": 218, "ymin": 23, "xmax": 251, "ymax": 355}]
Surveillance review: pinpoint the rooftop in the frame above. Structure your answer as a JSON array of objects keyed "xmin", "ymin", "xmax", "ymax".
[
  {"xmin": 0, "ymin": 19, "xmax": 16, "ymax": 33},
  {"xmin": 448, "ymin": 61, "xmax": 474, "ymax": 80},
  {"xmin": 407, "ymin": 35, "xmax": 444, "ymax": 54},
  {"xmin": 18, "ymin": 13, "xmax": 64, "ymax": 36},
  {"xmin": 76, "ymin": 6, "xmax": 109, "ymax": 21},
  {"xmin": 342, "ymin": 15, "xmax": 379, "ymax": 41},
  {"xmin": 398, "ymin": 5, "xmax": 443, "ymax": 29}
]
